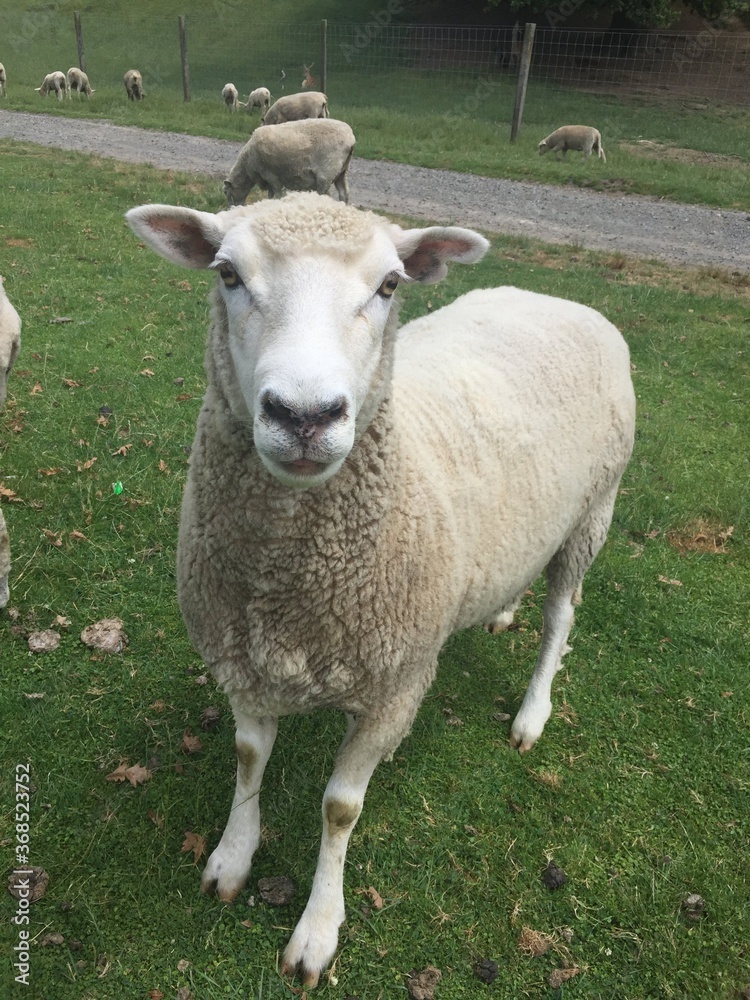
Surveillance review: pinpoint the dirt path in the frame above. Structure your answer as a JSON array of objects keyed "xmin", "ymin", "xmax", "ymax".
[{"xmin": 1, "ymin": 109, "xmax": 748, "ymax": 271}]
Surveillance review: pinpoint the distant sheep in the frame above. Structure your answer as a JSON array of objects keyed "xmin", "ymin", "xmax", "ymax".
[
  {"xmin": 222, "ymin": 83, "xmax": 240, "ymax": 111},
  {"xmin": 223, "ymin": 118, "xmax": 355, "ymax": 206},
  {"xmin": 67, "ymin": 67, "xmax": 94, "ymax": 99},
  {"xmin": 36, "ymin": 71, "xmax": 68, "ymax": 101},
  {"xmin": 244, "ymin": 86, "xmax": 271, "ymax": 115},
  {"xmin": 0, "ymin": 277, "xmax": 21, "ymax": 609},
  {"xmin": 261, "ymin": 91, "xmax": 328, "ymax": 125},
  {"xmin": 0, "ymin": 64, "xmax": 6, "ymax": 98},
  {"xmin": 125, "ymin": 191, "xmax": 635, "ymax": 987},
  {"xmin": 123, "ymin": 69, "xmax": 145, "ymax": 101},
  {"xmin": 538, "ymin": 125, "xmax": 606, "ymax": 162}
]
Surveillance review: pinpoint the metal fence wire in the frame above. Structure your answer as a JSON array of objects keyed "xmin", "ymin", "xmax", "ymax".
[{"xmin": 4, "ymin": 9, "xmax": 750, "ymax": 107}]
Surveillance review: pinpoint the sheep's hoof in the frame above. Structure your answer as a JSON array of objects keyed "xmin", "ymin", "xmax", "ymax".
[{"xmin": 281, "ymin": 959, "xmax": 320, "ymax": 989}]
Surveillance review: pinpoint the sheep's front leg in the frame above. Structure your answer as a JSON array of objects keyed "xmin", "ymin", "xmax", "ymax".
[
  {"xmin": 201, "ymin": 705, "xmax": 278, "ymax": 902},
  {"xmin": 281, "ymin": 716, "xmax": 384, "ymax": 987}
]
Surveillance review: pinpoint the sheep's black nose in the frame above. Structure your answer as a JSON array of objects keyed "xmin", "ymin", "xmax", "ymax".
[{"xmin": 261, "ymin": 392, "xmax": 348, "ymax": 441}]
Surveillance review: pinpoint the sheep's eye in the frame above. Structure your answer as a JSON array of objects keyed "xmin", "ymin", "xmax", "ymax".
[
  {"xmin": 378, "ymin": 276, "xmax": 399, "ymax": 299},
  {"xmin": 219, "ymin": 264, "xmax": 242, "ymax": 288}
]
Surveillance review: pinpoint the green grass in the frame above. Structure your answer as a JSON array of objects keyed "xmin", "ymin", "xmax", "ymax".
[
  {"xmin": 0, "ymin": 144, "xmax": 749, "ymax": 999},
  {"xmin": 2, "ymin": 2, "xmax": 749, "ymax": 210}
]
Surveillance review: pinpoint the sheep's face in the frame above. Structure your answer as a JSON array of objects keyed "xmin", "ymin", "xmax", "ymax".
[{"xmin": 126, "ymin": 194, "xmax": 489, "ymax": 490}]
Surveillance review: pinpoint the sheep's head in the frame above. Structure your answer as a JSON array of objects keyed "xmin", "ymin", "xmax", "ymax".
[{"xmin": 126, "ymin": 193, "xmax": 489, "ymax": 490}]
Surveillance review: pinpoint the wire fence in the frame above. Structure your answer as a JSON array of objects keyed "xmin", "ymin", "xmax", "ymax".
[{"xmin": 3, "ymin": 10, "xmax": 749, "ymax": 109}]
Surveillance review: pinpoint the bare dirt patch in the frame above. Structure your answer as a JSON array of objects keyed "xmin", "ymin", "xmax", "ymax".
[
  {"xmin": 667, "ymin": 519, "xmax": 734, "ymax": 555},
  {"xmin": 621, "ymin": 141, "xmax": 748, "ymax": 168}
]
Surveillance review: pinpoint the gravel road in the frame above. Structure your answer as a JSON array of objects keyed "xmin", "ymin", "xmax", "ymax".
[{"xmin": 1, "ymin": 109, "xmax": 748, "ymax": 271}]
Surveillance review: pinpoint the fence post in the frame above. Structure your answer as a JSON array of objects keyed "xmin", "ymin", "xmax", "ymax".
[
  {"xmin": 510, "ymin": 22, "xmax": 536, "ymax": 143},
  {"xmin": 321, "ymin": 19, "xmax": 328, "ymax": 95},
  {"xmin": 179, "ymin": 15, "xmax": 191, "ymax": 102},
  {"xmin": 74, "ymin": 11, "xmax": 86, "ymax": 73}
]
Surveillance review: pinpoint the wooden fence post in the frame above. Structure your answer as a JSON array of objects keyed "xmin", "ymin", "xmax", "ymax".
[
  {"xmin": 74, "ymin": 11, "xmax": 86, "ymax": 74},
  {"xmin": 510, "ymin": 23, "xmax": 536, "ymax": 143},
  {"xmin": 321, "ymin": 19, "xmax": 328, "ymax": 96},
  {"xmin": 179, "ymin": 15, "xmax": 191, "ymax": 102}
]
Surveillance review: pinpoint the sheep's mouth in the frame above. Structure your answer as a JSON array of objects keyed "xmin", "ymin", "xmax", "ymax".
[{"xmin": 281, "ymin": 457, "xmax": 328, "ymax": 476}]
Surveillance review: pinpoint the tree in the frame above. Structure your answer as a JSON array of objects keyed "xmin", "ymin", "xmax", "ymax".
[{"xmin": 483, "ymin": 0, "xmax": 750, "ymax": 28}]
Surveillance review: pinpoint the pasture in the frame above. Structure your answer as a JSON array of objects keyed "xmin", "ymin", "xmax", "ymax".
[
  {"xmin": 2, "ymin": 1, "xmax": 750, "ymax": 209},
  {"xmin": 0, "ymin": 143, "xmax": 748, "ymax": 998}
]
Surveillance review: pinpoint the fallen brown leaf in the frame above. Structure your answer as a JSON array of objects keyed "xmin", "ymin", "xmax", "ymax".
[
  {"xmin": 76, "ymin": 457, "xmax": 98, "ymax": 472},
  {"xmin": 180, "ymin": 730, "xmax": 203, "ymax": 754},
  {"xmin": 42, "ymin": 529, "xmax": 62, "ymax": 547},
  {"xmin": 548, "ymin": 967, "xmax": 580, "ymax": 988},
  {"xmin": 181, "ymin": 831, "xmax": 207, "ymax": 864},
  {"xmin": 105, "ymin": 762, "xmax": 152, "ymax": 787}
]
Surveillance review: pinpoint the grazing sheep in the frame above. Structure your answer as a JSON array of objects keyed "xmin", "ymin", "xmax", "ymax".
[
  {"xmin": 0, "ymin": 278, "xmax": 21, "ymax": 609},
  {"xmin": 35, "ymin": 71, "xmax": 68, "ymax": 101},
  {"xmin": 222, "ymin": 82, "xmax": 239, "ymax": 111},
  {"xmin": 260, "ymin": 90, "xmax": 328, "ymax": 125},
  {"xmin": 126, "ymin": 192, "xmax": 635, "ymax": 987},
  {"xmin": 123, "ymin": 69, "xmax": 145, "ymax": 101},
  {"xmin": 67, "ymin": 67, "xmax": 94, "ymax": 99},
  {"xmin": 538, "ymin": 125, "xmax": 606, "ymax": 162},
  {"xmin": 244, "ymin": 86, "xmax": 271, "ymax": 115},
  {"xmin": 0, "ymin": 64, "xmax": 6, "ymax": 98},
  {"xmin": 223, "ymin": 118, "xmax": 355, "ymax": 206}
]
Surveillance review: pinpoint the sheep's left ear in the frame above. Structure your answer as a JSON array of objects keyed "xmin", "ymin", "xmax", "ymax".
[
  {"xmin": 126, "ymin": 205, "xmax": 225, "ymax": 269},
  {"xmin": 392, "ymin": 225, "xmax": 490, "ymax": 284}
]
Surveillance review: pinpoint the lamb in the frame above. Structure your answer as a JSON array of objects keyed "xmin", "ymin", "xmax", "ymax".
[
  {"xmin": 222, "ymin": 82, "xmax": 239, "ymax": 111},
  {"xmin": 66, "ymin": 67, "xmax": 94, "ymax": 99},
  {"xmin": 0, "ymin": 278, "xmax": 21, "ymax": 609},
  {"xmin": 0, "ymin": 64, "xmax": 6, "ymax": 98},
  {"xmin": 538, "ymin": 125, "xmax": 606, "ymax": 162},
  {"xmin": 35, "ymin": 71, "xmax": 68, "ymax": 101},
  {"xmin": 123, "ymin": 69, "xmax": 145, "ymax": 101},
  {"xmin": 260, "ymin": 90, "xmax": 328, "ymax": 125},
  {"xmin": 223, "ymin": 118, "xmax": 355, "ymax": 205},
  {"xmin": 126, "ymin": 192, "xmax": 635, "ymax": 987},
  {"xmin": 244, "ymin": 86, "xmax": 271, "ymax": 115}
]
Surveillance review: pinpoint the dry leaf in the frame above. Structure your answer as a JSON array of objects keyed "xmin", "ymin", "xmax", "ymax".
[
  {"xmin": 658, "ymin": 575, "xmax": 682, "ymax": 587},
  {"xmin": 176, "ymin": 393, "xmax": 193, "ymax": 402},
  {"xmin": 53, "ymin": 615, "xmax": 71, "ymax": 628},
  {"xmin": 548, "ymin": 968, "xmax": 580, "ymax": 988},
  {"xmin": 147, "ymin": 810, "xmax": 164, "ymax": 828},
  {"xmin": 112, "ymin": 444, "xmax": 132, "ymax": 457},
  {"xmin": 76, "ymin": 457, "xmax": 98, "ymax": 472},
  {"xmin": 140, "ymin": 368, "xmax": 155, "ymax": 377},
  {"xmin": 69, "ymin": 530, "xmax": 88, "ymax": 542},
  {"xmin": 42, "ymin": 529, "xmax": 62, "ymax": 547},
  {"xmin": 367, "ymin": 885, "xmax": 384, "ymax": 910},
  {"xmin": 518, "ymin": 926, "xmax": 555, "ymax": 957},
  {"xmin": 105, "ymin": 762, "xmax": 152, "ymax": 787},
  {"xmin": 181, "ymin": 831, "xmax": 207, "ymax": 864},
  {"xmin": 61, "ymin": 379, "xmax": 82, "ymax": 388},
  {"xmin": 30, "ymin": 383, "xmax": 43, "ymax": 395},
  {"xmin": 158, "ymin": 459, "xmax": 170, "ymax": 474},
  {"xmin": 180, "ymin": 730, "xmax": 203, "ymax": 754},
  {"xmin": 38, "ymin": 467, "xmax": 61, "ymax": 476},
  {"xmin": 0, "ymin": 484, "xmax": 20, "ymax": 500}
]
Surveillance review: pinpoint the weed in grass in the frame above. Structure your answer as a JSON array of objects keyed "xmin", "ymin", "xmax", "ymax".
[{"xmin": 0, "ymin": 147, "xmax": 748, "ymax": 998}]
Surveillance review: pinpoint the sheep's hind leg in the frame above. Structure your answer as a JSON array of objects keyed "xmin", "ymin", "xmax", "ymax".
[
  {"xmin": 201, "ymin": 702, "xmax": 278, "ymax": 902},
  {"xmin": 0, "ymin": 508, "xmax": 10, "ymax": 608},
  {"xmin": 510, "ymin": 491, "xmax": 617, "ymax": 752},
  {"xmin": 282, "ymin": 712, "xmax": 403, "ymax": 987}
]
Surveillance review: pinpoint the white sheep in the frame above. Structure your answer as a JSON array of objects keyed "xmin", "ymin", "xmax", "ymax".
[
  {"xmin": 244, "ymin": 86, "xmax": 271, "ymax": 115},
  {"xmin": 0, "ymin": 277, "xmax": 21, "ymax": 609},
  {"xmin": 222, "ymin": 82, "xmax": 239, "ymax": 111},
  {"xmin": 538, "ymin": 125, "xmax": 606, "ymax": 162},
  {"xmin": 35, "ymin": 71, "xmax": 68, "ymax": 101},
  {"xmin": 67, "ymin": 67, "xmax": 94, "ymax": 99},
  {"xmin": 260, "ymin": 90, "xmax": 328, "ymax": 125},
  {"xmin": 223, "ymin": 118, "xmax": 355, "ymax": 206},
  {"xmin": 0, "ymin": 64, "xmax": 7, "ymax": 98},
  {"xmin": 123, "ymin": 69, "xmax": 145, "ymax": 101},
  {"xmin": 126, "ymin": 192, "xmax": 635, "ymax": 987}
]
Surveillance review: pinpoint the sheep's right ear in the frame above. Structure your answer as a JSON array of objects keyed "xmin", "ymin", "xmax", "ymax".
[{"xmin": 126, "ymin": 205, "xmax": 225, "ymax": 269}]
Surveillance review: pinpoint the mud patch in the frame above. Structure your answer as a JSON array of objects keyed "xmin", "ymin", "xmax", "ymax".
[{"xmin": 621, "ymin": 141, "xmax": 748, "ymax": 168}]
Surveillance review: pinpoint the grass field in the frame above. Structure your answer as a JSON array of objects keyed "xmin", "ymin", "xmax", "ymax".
[
  {"xmin": 0, "ymin": 143, "xmax": 749, "ymax": 999},
  {"xmin": 2, "ymin": 1, "xmax": 750, "ymax": 210}
]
